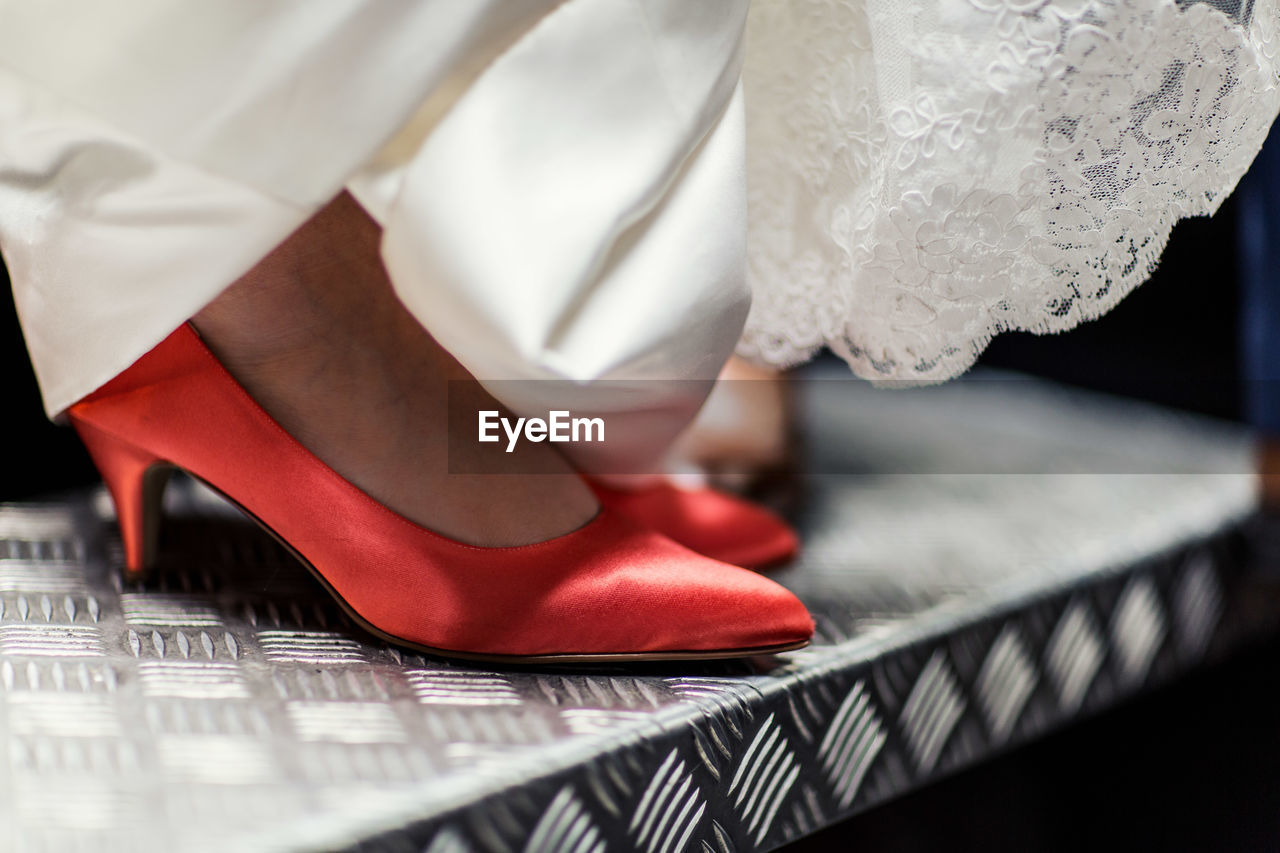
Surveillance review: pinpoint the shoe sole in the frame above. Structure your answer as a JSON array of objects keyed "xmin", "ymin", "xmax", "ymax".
[{"xmin": 129, "ymin": 467, "xmax": 811, "ymax": 665}]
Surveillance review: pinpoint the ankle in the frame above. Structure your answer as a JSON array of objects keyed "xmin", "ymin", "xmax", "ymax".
[{"xmin": 193, "ymin": 192, "xmax": 389, "ymax": 361}]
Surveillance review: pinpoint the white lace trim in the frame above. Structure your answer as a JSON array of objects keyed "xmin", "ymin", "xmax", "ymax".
[{"xmin": 740, "ymin": 0, "xmax": 1280, "ymax": 381}]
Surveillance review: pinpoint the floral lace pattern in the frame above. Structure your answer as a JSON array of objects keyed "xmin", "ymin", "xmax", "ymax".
[{"xmin": 740, "ymin": 0, "xmax": 1280, "ymax": 381}]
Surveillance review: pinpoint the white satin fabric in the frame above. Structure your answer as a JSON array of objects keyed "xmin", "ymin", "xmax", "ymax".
[{"xmin": 0, "ymin": 0, "xmax": 749, "ymax": 469}]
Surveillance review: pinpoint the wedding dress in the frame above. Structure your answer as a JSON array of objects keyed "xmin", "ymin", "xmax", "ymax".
[
  {"xmin": 741, "ymin": 0, "xmax": 1280, "ymax": 381},
  {"xmin": 0, "ymin": 0, "xmax": 1275, "ymax": 445}
]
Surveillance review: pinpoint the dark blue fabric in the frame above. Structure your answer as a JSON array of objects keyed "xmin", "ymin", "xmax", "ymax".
[{"xmin": 1235, "ymin": 121, "xmax": 1280, "ymax": 436}]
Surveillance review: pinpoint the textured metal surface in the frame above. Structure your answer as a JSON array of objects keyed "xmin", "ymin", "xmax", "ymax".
[{"xmin": 2, "ymin": 375, "xmax": 1276, "ymax": 853}]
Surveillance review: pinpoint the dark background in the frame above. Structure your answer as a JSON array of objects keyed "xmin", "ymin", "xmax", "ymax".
[
  {"xmin": 981, "ymin": 204, "xmax": 1243, "ymax": 423},
  {"xmin": 0, "ymin": 195, "xmax": 1270, "ymax": 850},
  {"xmin": 1, "ymin": 260, "xmax": 96, "ymax": 498}
]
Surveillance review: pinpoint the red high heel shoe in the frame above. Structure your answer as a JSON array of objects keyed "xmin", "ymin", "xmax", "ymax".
[
  {"xmin": 67, "ymin": 324, "xmax": 813, "ymax": 663},
  {"xmin": 590, "ymin": 480, "xmax": 799, "ymax": 570}
]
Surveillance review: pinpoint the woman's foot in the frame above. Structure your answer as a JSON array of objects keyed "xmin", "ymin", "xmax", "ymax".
[
  {"xmin": 70, "ymin": 322, "xmax": 816, "ymax": 660},
  {"xmin": 70, "ymin": 191, "xmax": 816, "ymax": 660},
  {"xmin": 191, "ymin": 192, "xmax": 597, "ymax": 546}
]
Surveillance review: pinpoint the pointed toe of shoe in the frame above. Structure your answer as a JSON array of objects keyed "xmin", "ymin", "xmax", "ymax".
[
  {"xmin": 602, "ymin": 524, "xmax": 814, "ymax": 655},
  {"xmin": 704, "ymin": 568, "xmax": 814, "ymax": 651},
  {"xmin": 351, "ymin": 510, "xmax": 812, "ymax": 661}
]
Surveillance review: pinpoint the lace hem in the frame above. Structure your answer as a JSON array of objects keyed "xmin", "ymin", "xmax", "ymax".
[{"xmin": 740, "ymin": 0, "xmax": 1280, "ymax": 381}]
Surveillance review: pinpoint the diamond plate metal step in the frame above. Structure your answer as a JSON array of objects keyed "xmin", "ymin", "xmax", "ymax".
[{"xmin": 2, "ymin": 373, "xmax": 1276, "ymax": 853}]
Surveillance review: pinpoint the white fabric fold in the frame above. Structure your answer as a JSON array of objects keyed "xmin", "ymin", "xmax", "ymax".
[{"xmin": 380, "ymin": 0, "xmax": 749, "ymax": 466}]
